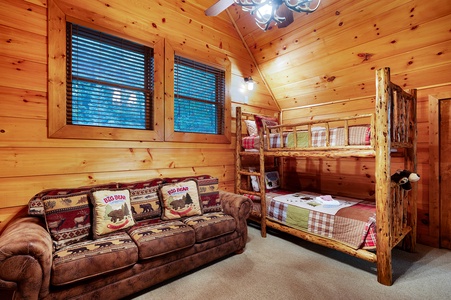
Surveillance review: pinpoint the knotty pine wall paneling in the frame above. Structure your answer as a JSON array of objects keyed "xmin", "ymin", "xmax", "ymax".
[{"xmin": 0, "ymin": 0, "xmax": 278, "ymax": 230}]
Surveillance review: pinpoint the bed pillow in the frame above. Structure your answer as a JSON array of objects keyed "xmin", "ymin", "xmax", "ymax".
[
  {"xmin": 42, "ymin": 191, "xmax": 91, "ymax": 251},
  {"xmin": 244, "ymin": 120, "xmax": 258, "ymax": 136},
  {"xmin": 90, "ymin": 188, "xmax": 135, "ymax": 239},
  {"xmin": 265, "ymin": 171, "xmax": 280, "ymax": 190},
  {"xmin": 159, "ymin": 179, "xmax": 203, "ymax": 220},
  {"xmin": 254, "ymin": 115, "xmax": 278, "ymax": 133},
  {"xmin": 261, "ymin": 118, "xmax": 279, "ymax": 133}
]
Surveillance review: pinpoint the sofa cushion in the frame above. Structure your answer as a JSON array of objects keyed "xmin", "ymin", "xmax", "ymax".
[
  {"xmin": 119, "ymin": 178, "xmax": 165, "ymax": 221},
  {"xmin": 51, "ymin": 232, "xmax": 138, "ymax": 286},
  {"xmin": 90, "ymin": 189, "xmax": 135, "ymax": 239},
  {"xmin": 159, "ymin": 179, "xmax": 203, "ymax": 220},
  {"xmin": 41, "ymin": 191, "xmax": 91, "ymax": 251},
  {"xmin": 183, "ymin": 212, "xmax": 236, "ymax": 242},
  {"xmin": 128, "ymin": 220, "xmax": 195, "ymax": 260},
  {"xmin": 166, "ymin": 175, "xmax": 221, "ymax": 213},
  {"xmin": 28, "ymin": 183, "xmax": 118, "ymax": 217}
]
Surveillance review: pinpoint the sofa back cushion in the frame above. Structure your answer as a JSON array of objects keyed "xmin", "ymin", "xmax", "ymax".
[
  {"xmin": 90, "ymin": 188, "xmax": 135, "ymax": 239},
  {"xmin": 28, "ymin": 183, "xmax": 118, "ymax": 217},
  {"xmin": 42, "ymin": 191, "xmax": 92, "ymax": 251},
  {"xmin": 166, "ymin": 175, "xmax": 221, "ymax": 213},
  {"xmin": 118, "ymin": 178, "xmax": 165, "ymax": 221},
  {"xmin": 159, "ymin": 179, "xmax": 203, "ymax": 220}
]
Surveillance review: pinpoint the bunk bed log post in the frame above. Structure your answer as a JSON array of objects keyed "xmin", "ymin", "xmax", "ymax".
[
  {"xmin": 235, "ymin": 107, "xmax": 242, "ymax": 195},
  {"xmin": 375, "ymin": 67, "xmax": 393, "ymax": 286},
  {"xmin": 259, "ymin": 123, "xmax": 267, "ymax": 238},
  {"xmin": 403, "ymin": 88, "xmax": 418, "ymax": 252}
]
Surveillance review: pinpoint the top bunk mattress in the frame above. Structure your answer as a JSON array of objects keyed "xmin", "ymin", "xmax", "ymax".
[{"xmin": 242, "ymin": 126, "xmax": 371, "ymax": 150}]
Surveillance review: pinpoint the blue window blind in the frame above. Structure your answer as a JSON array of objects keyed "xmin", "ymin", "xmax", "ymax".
[
  {"xmin": 174, "ymin": 56, "xmax": 225, "ymax": 134},
  {"xmin": 66, "ymin": 23, "xmax": 154, "ymax": 130}
]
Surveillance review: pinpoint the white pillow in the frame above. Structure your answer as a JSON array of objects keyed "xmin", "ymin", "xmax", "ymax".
[{"xmin": 244, "ymin": 120, "xmax": 258, "ymax": 136}]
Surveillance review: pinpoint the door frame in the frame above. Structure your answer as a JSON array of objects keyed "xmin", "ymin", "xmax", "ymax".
[{"xmin": 429, "ymin": 91, "xmax": 451, "ymax": 247}]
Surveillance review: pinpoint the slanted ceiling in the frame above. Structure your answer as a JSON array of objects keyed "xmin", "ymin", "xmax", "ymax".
[{"xmin": 215, "ymin": 0, "xmax": 451, "ymax": 110}]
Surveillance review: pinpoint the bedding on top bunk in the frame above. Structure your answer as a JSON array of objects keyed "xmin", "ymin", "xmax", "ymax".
[
  {"xmin": 242, "ymin": 126, "xmax": 371, "ymax": 151},
  {"xmin": 249, "ymin": 190, "xmax": 377, "ymax": 250}
]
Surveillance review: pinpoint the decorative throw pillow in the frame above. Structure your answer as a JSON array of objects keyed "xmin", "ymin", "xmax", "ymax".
[
  {"xmin": 90, "ymin": 189, "xmax": 135, "ymax": 239},
  {"xmin": 196, "ymin": 177, "xmax": 221, "ymax": 213},
  {"xmin": 254, "ymin": 115, "xmax": 278, "ymax": 133},
  {"xmin": 165, "ymin": 175, "xmax": 221, "ymax": 213},
  {"xmin": 159, "ymin": 179, "xmax": 203, "ymax": 220},
  {"xmin": 42, "ymin": 191, "xmax": 91, "ymax": 251},
  {"xmin": 265, "ymin": 171, "xmax": 280, "ymax": 190},
  {"xmin": 119, "ymin": 178, "xmax": 165, "ymax": 221},
  {"xmin": 244, "ymin": 120, "xmax": 258, "ymax": 136}
]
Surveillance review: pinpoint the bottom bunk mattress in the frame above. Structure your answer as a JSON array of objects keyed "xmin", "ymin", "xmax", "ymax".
[{"xmin": 250, "ymin": 190, "xmax": 377, "ymax": 250}]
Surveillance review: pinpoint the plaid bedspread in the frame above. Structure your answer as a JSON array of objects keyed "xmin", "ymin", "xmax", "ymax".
[
  {"xmin": 250, "ymin": 190, "xmax": 377, "ymax": 249},
  {"xmin": 242, "ymin": 126, "xmax": 371, "ymax": 150}
]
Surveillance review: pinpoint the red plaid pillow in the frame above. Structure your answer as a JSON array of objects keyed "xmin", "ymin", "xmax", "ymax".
[{"xmin": 254, "ymin": 115, "xmax": 278, "ymax": 133}]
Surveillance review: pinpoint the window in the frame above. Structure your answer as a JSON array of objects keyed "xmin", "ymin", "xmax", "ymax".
[
  {"xmin": 48, "ymin": 2, "xmax": 228, "ymax": 143},
  {"xmin": 66, "ymin": 23, "xmax": 153, "ymax": 130},
  {"xmin": 173, "ymin": 56, "xmax": 225, "ymax": 135}
]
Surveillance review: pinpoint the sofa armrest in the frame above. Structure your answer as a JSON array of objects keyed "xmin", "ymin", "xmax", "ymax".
[
  {"xmin": 219, "ymin": 191, "xmax": 252, "ymax": 241},
  {"xmin": 0, "ymin": 217, "xmax": 53, "ymax": 300},
  {"xmin": 220, "ymin": 191, "xmax": 252, "ymax": 220}
]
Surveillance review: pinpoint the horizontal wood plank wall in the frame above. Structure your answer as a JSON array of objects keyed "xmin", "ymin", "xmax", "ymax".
[{"xmin": 0, "ymin": 0, "xmax": 278, "ymax": 230}]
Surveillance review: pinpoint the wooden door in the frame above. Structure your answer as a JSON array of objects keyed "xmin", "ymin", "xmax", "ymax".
[{"xmin": 440, "ymin": 99, "xmax": 451, "ymax": 249}]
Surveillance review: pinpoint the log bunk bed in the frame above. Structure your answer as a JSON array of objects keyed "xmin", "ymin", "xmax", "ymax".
[{"xmin": 235, "ymin": 67, "xmax": 418, "ymax": 286}]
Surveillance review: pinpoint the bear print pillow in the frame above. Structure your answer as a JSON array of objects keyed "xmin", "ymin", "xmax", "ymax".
[
  {"xmin": 159, "ymin": 179, "xmax": 202, "ymax": 220},
  {"xmin": 90, "ymin": 188, "xmax": 135, "ymax": 239}
]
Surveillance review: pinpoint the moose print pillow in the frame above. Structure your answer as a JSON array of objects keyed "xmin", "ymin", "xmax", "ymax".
[
  {"xmin": 90, "ymin": 189, "xmax": 135, "ymax": 239},
  {"xmin": 159, "ymin": 179, "xmax": 203, "ymax": 220},
  {"xmin": 42, "ymin": 191, "xmax": 92, "ymax": 251}
]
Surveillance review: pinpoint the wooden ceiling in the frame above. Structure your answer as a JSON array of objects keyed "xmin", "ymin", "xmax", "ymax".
[{"xmin": 205, "ymin": 0, "xmax": 451, "ymax": 110}]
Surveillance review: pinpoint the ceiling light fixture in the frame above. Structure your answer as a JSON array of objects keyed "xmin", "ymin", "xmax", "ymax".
[
  {"xmin": 244, "ymin": 77, "xmax": 254, "ymax": 90},
  {"xmin": 234, "ymin": 0, "xmax": 321, "ymax": 31}
]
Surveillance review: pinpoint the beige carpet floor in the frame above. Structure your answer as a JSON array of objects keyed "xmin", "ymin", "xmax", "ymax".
[{"xmin": 128, "ymin": 223, "xmax": 451, "ymax": 300}]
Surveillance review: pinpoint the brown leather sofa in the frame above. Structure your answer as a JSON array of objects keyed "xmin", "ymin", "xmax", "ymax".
[{"xmin": 0, "ymin": 177, "xmax": 252, "ymax": 300}]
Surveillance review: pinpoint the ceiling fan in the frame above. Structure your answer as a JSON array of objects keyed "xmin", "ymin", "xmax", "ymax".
[{"xmin": 205, "ymin": 0, "xmax": 321, "ymax": 31}]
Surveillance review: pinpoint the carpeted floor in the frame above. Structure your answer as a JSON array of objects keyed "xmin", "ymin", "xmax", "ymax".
[{"xmin": 129, "ymin": 223, "xmax": 451, "ymax": 300}]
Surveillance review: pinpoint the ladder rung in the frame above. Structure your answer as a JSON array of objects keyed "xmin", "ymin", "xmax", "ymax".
[
  {"xmin": 238, "ymin": 189, "xmax": 262, "ymax": 197},
  {"xmin": 239, "ymin": 151, "xmax": 259, "ymax": 156},
  {"xmin": 239, "ymin": 170, "xmax": 260, "ymax": 176}
]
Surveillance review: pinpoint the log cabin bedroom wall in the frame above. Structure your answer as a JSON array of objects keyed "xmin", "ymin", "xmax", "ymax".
[{"xmin": 0, "ymin": 0, "xmax": 450, "ymax": 249}]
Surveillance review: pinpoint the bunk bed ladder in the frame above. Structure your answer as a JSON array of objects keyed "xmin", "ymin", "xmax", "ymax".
[{"xmin": 235, "ymin": 107, "xmax": 267, "ymax": 237}]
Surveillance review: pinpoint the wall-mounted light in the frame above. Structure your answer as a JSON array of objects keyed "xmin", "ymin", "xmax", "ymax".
[{"xmin": 244, "ymin": 77, "xmax": 254, "ymax": 90}]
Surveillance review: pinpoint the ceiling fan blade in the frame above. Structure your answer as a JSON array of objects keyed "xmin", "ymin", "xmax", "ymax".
[
  {"xmin": 277, "ymin": 5, "xmax": 294, "ymax": 28},
  {"xmin": 205, "ymin": 0, "xmax": 235, "ymax": 16}
]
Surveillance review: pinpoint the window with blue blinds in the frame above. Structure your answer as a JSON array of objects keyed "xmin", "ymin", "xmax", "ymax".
[
  {"xmin": 174, "ymin": 56, "xmax": 225, "ymax": 134},
  {"xmin": 66, "ymin": 23, "xmax": 154, "ymax": 130}
]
